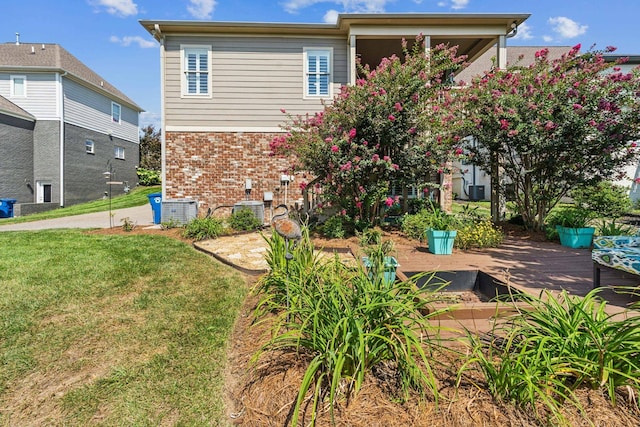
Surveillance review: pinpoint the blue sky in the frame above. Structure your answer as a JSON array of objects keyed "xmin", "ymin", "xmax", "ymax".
[{"xmin": 2, "ymin": 0, "xmax": 639, "ymax": 130}]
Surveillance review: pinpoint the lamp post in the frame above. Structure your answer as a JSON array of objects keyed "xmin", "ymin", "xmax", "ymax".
[{"xmin": 103, "ymin": 168, "xmax": 113, "ymax": 228}]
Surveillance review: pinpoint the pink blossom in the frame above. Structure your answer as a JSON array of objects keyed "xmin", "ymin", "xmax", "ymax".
[
  {"xmin": 355, "ymin": 201, "xmax": 363, "ymax": 208},
  {"xmin": 508, "ymin": 130, "xmax": 519, "ymax": 137},
  {"xmin": 348, "ymin": 128, "xmax": 357, "ymax": 139},
  {"xmin": 379, "ymin": 88, "xmax": 387, "ymax": 95},
  {"xmin": 340, "ymin": 209, "xmax": 347, "ymax": 216},
  {"xmin": 331, "ymin": 145, "xmax": 339, "ymax": 152},
  {"xmin": 394, "ymin": 102, "xmax": 403, "ymax": 112},
  {"xmin": 280, "ymin": 108, "xmax": 286, "ymax": 113},
  {"xmin": 455, "ymin": 147, "xmax": 464, "ymax": 155},
  {"xmin": 325, "ymin": 137, "xmax": 333, "ymax": 143},
  {"xmin": 372, "ymin": 154, "xmax": 380, "ymax": 162},
  {"xmin": 340, "ymin": 161, "xmax": 352, "ymax": 171},
  {"xmin": 385, "ymin": 197, "xmax": 394, "ymax": 207},
  {"xmin": 631, "ymin": 142, "xmax": 638, "ymax": 148},
  {"xmin": 383, "ymin": 155, "xmax": 390, "ymax": 162},
  {"xmin": 392, "ymin": 164, "xmax": 399, "ymax": 170},
  {"xmin": 500, "ymin": 119, "xmax": 509, "ymax": 130},
  {"xmin": 388, "ymin": 114, "xmax": 396, "ymax": 121},
  {"xmin": 573, "ymin": 103, "xmax": 583, "ymax": 110},
  {"xmin": 408, "ymin": 127, "xmax": 417, "ymax": 134},
  {"xmin": 544, "ymin": 121, "xmax": 556, "ymax": 131},
  {"xmin": 299, "ymin": 182, "xmax": 308, "ymax": 191}
]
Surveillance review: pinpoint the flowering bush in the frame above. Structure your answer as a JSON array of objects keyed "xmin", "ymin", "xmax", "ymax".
[
  {"xmin": 462, "ymin": 45, "xmax": 640, "ymax": 231},
  {"xmin": 271, "ymin": 36, "xmax": 467, "ymax": 226},
  {"xmin": 455, "ymin": 220, "xmax": 504, "ymax": 250}
]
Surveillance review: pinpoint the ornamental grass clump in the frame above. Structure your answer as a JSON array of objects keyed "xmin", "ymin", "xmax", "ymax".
[
  {"xmin": 460, "ymin": 288, "xmax": 640, "ymax": 424},
  {"xmin": 253, "ymin": 228, "xmax": 451, "ymax": 426}
]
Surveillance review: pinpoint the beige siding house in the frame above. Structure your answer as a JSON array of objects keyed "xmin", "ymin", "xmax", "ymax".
[{"xmin": 140, "ymin": 13, "xmax": 529, "ymax": 214}]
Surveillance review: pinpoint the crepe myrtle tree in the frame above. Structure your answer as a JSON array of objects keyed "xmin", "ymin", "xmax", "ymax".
[
  {"xmin": 462, "ymin": 45, "xmax": 640, "ymax": 231},
  {"xmin": 270, "ymin": 36, "xmax": 467, "ymax": 226}
]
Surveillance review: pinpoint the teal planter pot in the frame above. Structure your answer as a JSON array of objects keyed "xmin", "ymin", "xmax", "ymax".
[
  {"xmin": 555, "ymin": 225, "xmax": 595, "ymax": 249},
  {"xmin": 426, "ymin": 229, "xmax": 457, "ymax": 255},
  {"xmin": 362, "ymin": 256, "xmax": 399, "ymax": 285}
]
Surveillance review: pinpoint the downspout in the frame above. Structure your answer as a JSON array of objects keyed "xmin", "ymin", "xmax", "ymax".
[
  {"xmin": 155, "ymin": 24, "xmax": 167, "ymax": 200},
  {"xmin": 58, "ymin": 70, "xmax": 68, "ymax": 207}
]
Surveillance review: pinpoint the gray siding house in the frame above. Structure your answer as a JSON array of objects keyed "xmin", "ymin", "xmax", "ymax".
[
  {"xmin": 0, "ymin": 42, "xmax": 143, "ymax": 214},
  {"xmin": 140, "ymin": 13, "xmax": 529, "ymax": 212}
]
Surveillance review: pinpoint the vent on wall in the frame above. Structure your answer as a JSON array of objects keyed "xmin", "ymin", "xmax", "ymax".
[{"xmin": 233, "ymin": 200, "xmax": 265, "ymax": 224}]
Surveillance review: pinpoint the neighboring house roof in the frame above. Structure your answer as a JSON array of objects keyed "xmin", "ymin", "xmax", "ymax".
[
  {"xmin": 0, "ymin": 42, "xmax": 143, "ymax": 112},
  {"xmin": 0, "ymin": 94, "xmax": 35, "ymax": 121},
  {"xmin": 456, "ymin": 45, "xmax": 571, "ymax": 84}
]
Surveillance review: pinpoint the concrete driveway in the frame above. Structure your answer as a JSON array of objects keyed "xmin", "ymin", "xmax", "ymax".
[{"xmin": 0, "ymin": 204, "xmax": 155, "ymax": 231}]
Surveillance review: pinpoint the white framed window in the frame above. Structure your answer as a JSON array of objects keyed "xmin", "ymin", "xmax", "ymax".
[
  {"xmin": 304, "ymin": 48, "xmax": 332, "ymax": 98},
  {"xmin": 10, "ymin": 75, "xmax": 26, "ymax": 97},
  {"xmin": 114, "ymin": 146, "xmax": 125, "ymax": 160},
  {"xmin": 181, "ymin": 45, "xmax": 211, "ymax": 97},
  {"xmin": 111, "ymin": 102, "xmax": 121, "ymax": 123},
  {"xmin": 85, "ymin": 140, "xmax": 95, "ymax": 154}
]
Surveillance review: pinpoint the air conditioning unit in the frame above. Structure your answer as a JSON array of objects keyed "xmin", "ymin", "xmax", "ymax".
[
  {"xmin": 161, "ymin": 199, "xmax": 198, "ymax": 225},
  {"xmin": 233, "ymin": 200, "xmax": 265, "ymax": 224}
]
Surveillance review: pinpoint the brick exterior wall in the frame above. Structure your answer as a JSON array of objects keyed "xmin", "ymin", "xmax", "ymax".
[{"xmin": 165, "ymin": 131, "xmax": 299, "ymax": 211}]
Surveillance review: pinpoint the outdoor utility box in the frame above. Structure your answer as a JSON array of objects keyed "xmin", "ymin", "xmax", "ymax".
[
  {"xmin": 468, "ymin": 185, "xmax": 485, "ymax": 201},
  {"xmin": 161, "ymin": 199, "xmax": 198, "ymax": 225},
  {"xmin": 0, "ymin": 198, "xmax": 17, "ymax": 218},
  {"xmin": 233, "ymin": 200, "xmax": 265, "ymax": 224},
  {"xmin": 147, "ymin": 193, "xmax": 162, "ymax": 224}
]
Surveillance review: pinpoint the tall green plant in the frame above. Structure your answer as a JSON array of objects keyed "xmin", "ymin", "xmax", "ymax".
[
  {"xmin": 254, "ymin": 229, "xmax": 452, "ymax": 426},
  {"xmin": 460, "ymin": 288, "xmax": 640, "ymax": 424}
]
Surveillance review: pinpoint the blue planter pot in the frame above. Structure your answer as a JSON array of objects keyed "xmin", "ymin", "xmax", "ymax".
[
  {"xmin": 362, "ymin": 256, "xmax": 399, "ymax": 284},
  {"xmin": 426, "ymin": 229, "xmax": 457, "ymax": 255},
  {"xmin": 555, "ymin": 225, "xmax": 595, "ymax": 248}
]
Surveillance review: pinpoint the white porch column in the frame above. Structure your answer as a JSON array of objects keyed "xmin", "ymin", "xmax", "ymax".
[
  {"xmin": 491, "ymin": 35, "xmax": 507, "ymax": 222},
  {"xmin": 349, "ymin": 34, "xmax": 356, "ymax": 85}
]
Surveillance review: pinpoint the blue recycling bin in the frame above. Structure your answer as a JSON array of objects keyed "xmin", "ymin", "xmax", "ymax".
[
  {"xmin": 0, "ymin": 198, "xmax": 17, "ymax": 218},
  {"xmin": 147, "ymin": 193, "xmax": 162, "ymax": 224}
]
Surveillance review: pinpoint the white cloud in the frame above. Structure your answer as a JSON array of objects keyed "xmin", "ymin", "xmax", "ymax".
[
  {"xmin": 435, "ymin": 0, "xmax": 468, "ymax": 9},
  {"xmin": 511, "ymin": 22, "xmax": 533, "ymax": 41},
  {"xmin": 91, "ymin": 0, "xmax": 138, "ymax": 17},
  {"xmin": 110, "ymin": 35, "xmax": 157, "ymax": 48},
  {"xmin": 140, "ymin": 111, "xmax": 161, "ymax": 130},
  {"xmin": 283, "ymin": 0, "xmax": 390, "ymax": 14},
  {"xmin": 543, "ymin": 35, "xmax": 554, "ymax": 43},
  {"xmin": 187, "ymin": 0, "xmax": 217, "ymax": 19},
  {"xmin": 323, "ymin": 9, "xmax": 340, "ymax": 23},
  {"xmin": 451, "ymin": 0, "xmax": 469, "ymax": 10},
  {"xmin": 548, "ymin": 16, "xmax": 588, "ymax": 39}
]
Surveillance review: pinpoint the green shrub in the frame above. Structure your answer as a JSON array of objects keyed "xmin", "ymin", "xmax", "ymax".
[
  {"xmin": 136, "ymin": 167, "xmax": 161, "ymax": 186},
  {"xmin": 545, "ymin": 205, "xmax": 596, "ymax": 239},
  {"xmin": 228, "ymin": 208, "xmax": 262, "ymax": 231},
  {"xmin": 254, "ymin": 229, "xmax": 449, "ymax": 426},
  {"xmin": 572, "ymin": 181, "xmax": 631, "ymax": 219},
  {"xmin": 400, "ymin": 210, "xmax": 431, "ymax": 241},
  {"xmin": 455, "ymin": 219, "xmax": 503, "ymax": 249},
  {"xmin": 321, "ymin": 215, "xmax": 347, "ymax": 238},
  {"xmin": 596, "ymin": 218, "xmax": 637, "ymax": 236},
  {"xmin": 460, "ymin": 288, "xmax": 640, "ymax": 423},
  {"xmin": 182, "ymin": 217, "xmax": 224, "ymax": 241}
]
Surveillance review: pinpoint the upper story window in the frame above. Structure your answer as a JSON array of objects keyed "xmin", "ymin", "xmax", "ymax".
[
  {"xmin": 85, "ymin": 140, "xmax": 95, "ymax": 154},
  {"xmin": 182, "ymin": 46, "xmax": 210, "ymax": 96},
  {"xmin": 111, "ymin": 102, "xmax": 121, "ymax": 123},
  {"xmin": 114, "ymin": 146, "xmax": 125, "ymax": 160},
  {"xmin": 304, "ymin": 48, "xmax": 332, "ymax": 98},
  {"xmin": 11, "ymin": 75, "xmax": 26, "ymax": 97}
]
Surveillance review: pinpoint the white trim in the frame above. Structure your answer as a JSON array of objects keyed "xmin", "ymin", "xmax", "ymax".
[
  {"xmin": 349, "ymin": 24, "xmax": 507, "ymax": 37},
  {"xmin": 10, "ymin": 75, "xmax": 26, "ymax": 98},
  {"xmin": 180, "ymin": 44, "xmax": 212, "ymax": 98},
  {"xmin": 160, "ymin": 33, "xmax": 167, "ymax": 200},
  {"xmin": 303, "ymin": 47, "xmax": 333, "ymax": 99},
  {"xmin": 111, "ymin": 101, "xmax": 121, "ymax": 124},
  {"xmin": 165, "ymin": 125, "xmax": 283, "ymax": 133}
]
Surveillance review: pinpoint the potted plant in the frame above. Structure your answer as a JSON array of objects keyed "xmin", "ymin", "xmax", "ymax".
[
  {"xmin": 361, "ymin": 231, "xmax": 399, "ymax": 285},
  {"xmin": 549, "ymin": 206, "xmax": 596, "ymax": 248},
  {"xmin": 424, "ymin": 203, "xmax": 459, "ymax": 255}
]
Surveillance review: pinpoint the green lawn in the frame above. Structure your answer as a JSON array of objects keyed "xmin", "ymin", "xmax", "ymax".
[
  {"xmin": 0, "ymin": 185, "xmax": 160, "ymax": 225},
  {"xmin": 0, "ymin": 230, "xmax": 247, "ymax": 425}
]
